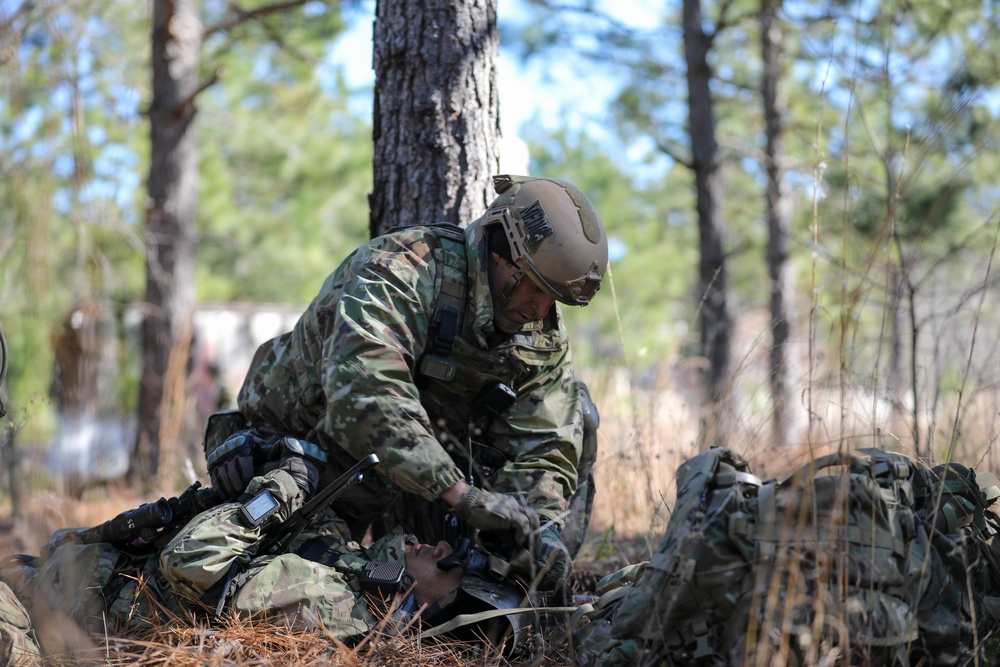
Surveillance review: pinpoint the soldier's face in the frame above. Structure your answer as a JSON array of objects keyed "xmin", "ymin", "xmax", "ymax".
[
  {"xmin": 404, "ymin": 540, "xmax": 464, "ymax": 606},
  {"xmin": 488, "ymin": 251, "xmax": 556, "ymax": 333}
]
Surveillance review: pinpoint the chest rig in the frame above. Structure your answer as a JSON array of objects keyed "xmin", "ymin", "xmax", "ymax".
[{"xmin": 415, "ymin": 223, "xmax": 470, "ymax": 384}]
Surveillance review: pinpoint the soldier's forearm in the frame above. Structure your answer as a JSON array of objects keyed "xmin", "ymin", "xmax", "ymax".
[{"xmin": 441, "ymin": 479, "xmax": 470, "ymax": 506}]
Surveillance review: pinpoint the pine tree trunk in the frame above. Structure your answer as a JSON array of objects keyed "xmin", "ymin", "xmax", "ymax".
[
  {"xmin": 683, "ymin": 0, "xmax": 731, "ymax": 446},
  {"xmin": 131, "ymin": 0, "xmax": 200, "ymax": 485},
  {"xmin": 370, "ymin": 0, "xmax": 501, "ymax": 238},
  {"xmin": 761, "ymin": 0, "xmax": 793, "ymax": 447}
]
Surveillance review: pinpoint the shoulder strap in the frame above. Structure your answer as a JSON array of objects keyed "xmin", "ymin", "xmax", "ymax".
[{"xmin": 417, "ymin": 224, "xmax": 469, "ymax": 383}]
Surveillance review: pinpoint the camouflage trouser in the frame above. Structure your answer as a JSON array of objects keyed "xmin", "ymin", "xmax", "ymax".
[{"xmin": 0, "ymin": 581, "xmax": 39, "ymax": 667}]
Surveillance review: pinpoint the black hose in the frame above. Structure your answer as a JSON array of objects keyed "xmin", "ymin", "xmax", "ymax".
[{"xmin": 0, "ymin": 322, "xmax": 7, "ymax": 419}]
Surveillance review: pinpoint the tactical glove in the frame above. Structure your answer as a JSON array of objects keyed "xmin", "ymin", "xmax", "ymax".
[
  {"xmin": 501, "ymin": 526, "xmax": 571, "ymax": 594},
  {"xmin": 208, "ymin": 431, "xmax": 256, "ymax": 498},
  {"xmin": 210, "ymin": 432, "xmax": 325, "ymax": 499},
  {"xmin": 453, "ymin": 486, "xmax": 540, "ymax": 548},
  {"xmin": 531, "ymin": 526, "xmax": 572, "ymax": 593},
  {"xmin": 276, "ymin": 446, "xmax": 321, "ymax": 499}
]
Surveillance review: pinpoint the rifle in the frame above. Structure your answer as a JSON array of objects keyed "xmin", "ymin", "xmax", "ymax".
[
  {"xmin": 75, "ymin": 482, "xmax": 225, "ymax": 549},
  {"xmin": 205, "ymin": 453, "xmax": 380, "ymax": 619}
]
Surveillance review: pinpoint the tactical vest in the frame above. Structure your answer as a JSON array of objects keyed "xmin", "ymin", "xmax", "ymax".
[
  {"xmin": 412, "ymin": 223, "xmax": 470, "ymax": 385},
  {"xmin": 413, "ymin": 223, "xmax": 598, "ymax": 558}
]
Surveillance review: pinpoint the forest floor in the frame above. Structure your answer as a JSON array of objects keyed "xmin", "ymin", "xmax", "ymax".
[{"xmin": 0, "ymin": 480, "xmax": 652, "ymax": 667}]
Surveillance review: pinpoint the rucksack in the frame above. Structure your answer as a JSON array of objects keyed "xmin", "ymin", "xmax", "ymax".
[{"xmin": 572, "ymin": 446, "xmax": 1000, "ymax": 666}]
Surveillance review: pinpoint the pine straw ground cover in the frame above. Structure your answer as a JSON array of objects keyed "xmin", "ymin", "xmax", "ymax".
[
  {"xmin": 24, "ymin": 600, "xmax": 572, "ymax": 667},
  {"xmin": 0, "ymin": 488, "xmax": 616, "ymax": 667}
]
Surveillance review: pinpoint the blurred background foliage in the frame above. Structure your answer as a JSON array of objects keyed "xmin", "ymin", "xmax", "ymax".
[{"xmin": 1, "ymin": 0, "xmax": 1000, "ymax": 474}]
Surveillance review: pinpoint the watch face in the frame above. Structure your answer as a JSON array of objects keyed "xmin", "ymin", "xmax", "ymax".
[{"xmin": 242, "ymin": 491, "xmax": 280, "ymax": 525}]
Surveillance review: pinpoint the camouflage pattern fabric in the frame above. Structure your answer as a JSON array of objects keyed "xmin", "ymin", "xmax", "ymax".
[
  {"xmin": 0, "ymin": 581, "xmax": 39, "ymax": 666},
  {"xmin": 160, "ymin": 466, "xmax": 409, "ymax": 639},
  {"xmin": 570, "ymin": 447, "xmax": 1000, "ymax": 666},
  {"xmin": 237, "ymin": 220, "xmax": 585, "ymax": 527},
  {"xmin": 0, "ymin": 533, "xmax": 184, "ymax": 655},
  {"xmin": 0, "ymin": 468, "xmax": 419, "ymax": 653}
]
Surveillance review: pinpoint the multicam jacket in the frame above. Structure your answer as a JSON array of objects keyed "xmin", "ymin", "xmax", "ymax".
[
  {"xmin": 0, "ymin": 468, "xmax": 417, "ymax": 655},
  {"xmin": 0, "ymin": 581, "xmax": 38, "ymax": 667},
  {"xmin": 237, "ymin": 220, "xmax": 586, "ymax": 524}
]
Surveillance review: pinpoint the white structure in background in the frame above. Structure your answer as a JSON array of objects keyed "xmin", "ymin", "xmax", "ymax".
[
  {"xmin": 190, "ymin": 302, "xmax": 305, "ymax": 403},
  {"xmin": 46, "ymin": 302, "xmax": 305, "ymax": 484},
  {"xmin": 500, "ymin": 133, "xmax": 530, "ymax": 176}
]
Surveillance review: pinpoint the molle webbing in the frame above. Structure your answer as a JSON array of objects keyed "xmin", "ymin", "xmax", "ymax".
[{"xmin": 418, "ymin": 224, "xmax": 469, "ymax": 382}]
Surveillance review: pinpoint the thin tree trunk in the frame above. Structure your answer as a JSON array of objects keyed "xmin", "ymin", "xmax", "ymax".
[
  {"xmin": 370, "ymin": 0, "xmax": 500, "ymax": 238},
  {"xmin": 131, "ymin": 0, "xmax": 200, "ymax": 485},
  {"xmin": 761, "ymin": 0, "xmax": 793, "ymax": 447},
  {"xmin": 683, "ymin": 0, "xmax": 731, "ymax": 447}
]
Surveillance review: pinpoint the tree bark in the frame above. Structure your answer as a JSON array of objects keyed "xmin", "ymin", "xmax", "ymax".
[
  {"xmin": 370, "ymin": 0, "xmax": 501, "ymax": 238},
  {"xmin": 373, "ymin": 0, "xmax": 500, "ymax": 540},
  {"xmin": 131, "ymin": 0, "xmax": 200, "ymax": 484},
  {"xmin": 761, "ymin": 0, "xmax": 793, "ymax": 447},
  {"xmin": 683, "ymin": 0, "xmax": 731, "ymax": 446}
]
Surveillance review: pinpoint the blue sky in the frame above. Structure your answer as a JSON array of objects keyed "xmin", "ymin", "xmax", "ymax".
[{"xmin": 328, "ymin": 0, "xmax": 664, "ymax": 173}]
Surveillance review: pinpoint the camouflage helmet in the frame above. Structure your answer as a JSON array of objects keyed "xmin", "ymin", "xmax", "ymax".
[{"xmin": 484, "ymin": 175, "xmax": 608, "ymax": 306}]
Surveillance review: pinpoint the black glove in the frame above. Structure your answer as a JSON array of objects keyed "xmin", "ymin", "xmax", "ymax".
[
  {"xmin": 208, "ymin": 431, "xmax": 256, "ymax": 498},
  {"xmin": 209, "ymin": 432, "xmax": 324, "ymax": 499}
]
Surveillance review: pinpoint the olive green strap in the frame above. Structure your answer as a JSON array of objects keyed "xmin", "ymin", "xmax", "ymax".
[{"xmin": 418, "ymin": 605, "xmax": 577, "ymax": 640}]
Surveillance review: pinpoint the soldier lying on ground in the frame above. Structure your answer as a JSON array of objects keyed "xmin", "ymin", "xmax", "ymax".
[{"xmin": 0, "ymin": 448, "xmax": 534, "ymax": 665}]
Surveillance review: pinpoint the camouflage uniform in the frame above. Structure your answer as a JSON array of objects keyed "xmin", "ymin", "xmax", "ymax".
[
  {"xmin": 0, "ymin": 468, "xmax": 426, "ymax": 652},
  {"xmin": 237, "ymin": 219, "xmax": 585, "ymax": 529},
  {"xmin": 0, "ymin": 581, "xmax": 38, "ymax": 666},
  {"xmin": 159, "ymin": 467, "xmax": 411, "ymax": 637}
]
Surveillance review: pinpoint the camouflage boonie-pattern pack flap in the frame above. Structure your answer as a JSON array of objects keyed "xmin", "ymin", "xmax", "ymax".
[{"xmin": 571, "ymin": 447, "xmax": 1000, "ymax": 666}]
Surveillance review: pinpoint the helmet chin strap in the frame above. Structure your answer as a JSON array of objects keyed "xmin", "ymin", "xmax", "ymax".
[{"xmin": 492, "ymin": 268, "xmax": 527, "ymax": 333}]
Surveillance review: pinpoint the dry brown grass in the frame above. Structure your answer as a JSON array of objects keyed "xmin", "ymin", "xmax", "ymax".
[
  {"xmin": 4, "ymin": 365, "xmax": 1000, "ymax": 665},
  {"xmin": 29, "ymin": 616, "xmax": 519, "ymax": 667}
]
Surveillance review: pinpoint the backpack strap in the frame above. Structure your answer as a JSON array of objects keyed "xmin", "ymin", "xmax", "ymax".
[{"xmin": 415, "ymin": 224, "xmax": 469, "ymax": 383}]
